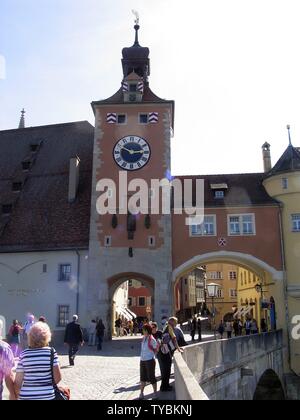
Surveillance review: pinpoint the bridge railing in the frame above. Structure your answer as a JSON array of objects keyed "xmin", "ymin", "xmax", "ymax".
[{"xmin": 174, "ymin": 330, "xmax": 283, "ymax": 400}]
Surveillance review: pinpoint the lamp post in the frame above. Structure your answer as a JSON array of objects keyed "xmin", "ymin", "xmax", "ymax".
[{"xmin": 207, "ymin": 283, "xmax": 219, "ymax": 340}]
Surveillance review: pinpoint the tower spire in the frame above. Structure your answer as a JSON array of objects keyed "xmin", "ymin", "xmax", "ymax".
[
  {"xmin": 132, "ymin": 10, "xmax": 140, "ymax": 45},
  {"xmin": 18, "ymin": 108, "xmax": 26, "ymax": 129},
  {"xmin": 287, "ymin": 124, "xmax": 292, "ymax": 146}
]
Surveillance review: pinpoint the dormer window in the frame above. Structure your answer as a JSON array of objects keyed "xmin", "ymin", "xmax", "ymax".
[
  {"xmin": 215, "ymin": 190, "xmax": 224, "ymax": 199},
  {"xmin": 22, "ymin": 161, "xmax": 31, "ymax": 171},
  {"xmin": 2, "ymin": 204, "xmax": 12, "ymax": 215},
  {"xmin": 12, "ymin": 182, "xmax": 22, "ymax": 192},
  {"xmin": 30, "ymin": 144, "xmax": 39, "ymax": 152},
  {"xmin": 139, "ymin": 114, "xmax": 148, "ymax": 124}
]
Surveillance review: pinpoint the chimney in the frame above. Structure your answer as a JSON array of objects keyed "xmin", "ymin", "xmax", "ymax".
[
  {"xmin": 262, "ymin": 142, "xmax": 272, "ymax": 173},
  {"xmin": 68, "ymin": 156, "xmax": 80, "ymax": 203}
]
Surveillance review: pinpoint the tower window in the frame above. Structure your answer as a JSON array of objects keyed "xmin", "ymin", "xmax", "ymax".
[
  {"xmin": 30, "ymin": 144, "xmax": 39, "ymax": 152},
  {"xmin": 12, "ymin": 182, "xmax": 22, "ymax": 192},
  {"xmin": 292, "ymin": 214, "xmax": 300, "ymax": 232},
  {"xmin": 2, "ymin": 204, "xmax": 12, "ymax": 215},
  {"xmin": 104, "ymin": 236, "xmax": 112, "ymax": 247},
  {"xmin": 139, "ymin": 114, "xmax": 148, "ymax": 124},
  {"xmin": 148, "ymin": 236, "xmax": 155, "ymax": 247},
  {"xmin": 117, "ymin": 114, "xmax": 126, "ymax": 124},
  {"xmin": 282, "ymin": 178, "xmax": 288, "ymax": 190},
  {"xmin": 22, "ymin": 161, "xmax": 31, "ymax": 171},
  {"xmin": 129, "ymin": 83, "xmax": 137, "ymax": 92}
]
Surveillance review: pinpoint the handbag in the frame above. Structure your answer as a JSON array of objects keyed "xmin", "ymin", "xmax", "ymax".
[{"xmin": 50, "ymin": 348, "xmax": 71, "ymax": 400}]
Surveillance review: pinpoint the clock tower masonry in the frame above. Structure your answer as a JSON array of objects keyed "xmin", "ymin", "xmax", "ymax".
[{"xmin": 88, "ymin": 21, "xmax": 175, "ymax": 333}]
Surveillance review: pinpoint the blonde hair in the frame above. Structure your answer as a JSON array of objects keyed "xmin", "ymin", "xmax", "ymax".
[
  {"xmin": 28, "ymin": 322, "xmax": 52, "ymax": 348},
  {"xmin": 168, "ymin": 317, "xmax": 178, "ymax": 325}
]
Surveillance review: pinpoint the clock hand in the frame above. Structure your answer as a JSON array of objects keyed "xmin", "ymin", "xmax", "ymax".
[
  {"xmin": 132, "ymin": 150, "xmax": 144, "ymax": 154},
  {"xmin": 121, "ymin": 146, "xmax": 134, "ymax": 155}
]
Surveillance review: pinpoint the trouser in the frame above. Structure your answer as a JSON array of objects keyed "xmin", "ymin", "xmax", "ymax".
[
  {"xmin": 88, "ymin": 333, "xmax": 96, "ymax": 346},
  {"xmin": 116, "ymin": 327, "xmax": 121, "ymax": 337},
  {"xmin": 157, "ymin": 353, "xmax": 172, "ymax": 391},
  {"xmin": 97, "ymin": 335, "xmax": 103, "ymax": 350},
  {"xmin": 198, "ymin": 330, "xmax": 202, "ymax": 341},
  {"xmin": 191, "ymin": 331, "xmax": 196, "ymax": 341},
  {"xmin": 68, "ymin": 344, "xmax": 79, "ymax": 365},
  {"xmin": 227, "ymin": 331, "xmax": 232, "ymax": 339}
]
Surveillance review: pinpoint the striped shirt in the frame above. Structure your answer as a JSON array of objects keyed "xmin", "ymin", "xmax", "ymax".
[{"xmin": 16, "ymin": 347, "xmax": 59, "ymax": 400}]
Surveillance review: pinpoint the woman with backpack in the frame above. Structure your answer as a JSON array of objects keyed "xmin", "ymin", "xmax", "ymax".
[
  {"xmin": 8, "ymin": 320, "xmax": 21, "ymax": 358},
  {"xmin": 139, "ymin": 324, "xmax": 159, "ymax": 400}
]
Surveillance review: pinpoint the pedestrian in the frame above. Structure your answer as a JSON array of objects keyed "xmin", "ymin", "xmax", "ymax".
[
  {"xmin": 190, "ymin": 316, "xmax": 197, "ymax": 342},
  {"xmin": 238, "ymin": 319, "xmax": 243, "ymax": 336},
  {"xmin": 159, "ymin": 317, "xmax": 184, "ymax": 392},
  {"xmin": 115, "ymin": 317, "xmax": 122, "ymax": 337},
  {"xmin": 96, "ymin": 319, "xmax": 106, "ymax": 351},
  {"xmin": 133, "ymin": 319, "xmax": 139, "ymax": 335},
  {"xmin": 8, "ymin": 320, "xmax": 22, "ymax": 358},
  {"xmin": 161, "ymin": 316, "xmax": 168, "ymax": 330},
  {"xmin": 197, "ymin": 318, "xmax": 202, "ymax": 341},
  {"xmin": 22, "ymin": 314, "xmax": 35, "ymax": 348},
  {"xmin": 225, "ymin": 321, "xmax": 233, "ymax": 339},
  {"xmin": 174, "ymin": 324, "xmax": 188, "ymax": 347},
  {"xmin": 0, "ymin": 323, "xmax": 16, "ymax": 400},
  {"xmin": 251, "ymin": 319, "xmax": 259, "ymax": 335},
  {"xmin": 88, "ymin": 319, "xmax": 97, "ymax": 346},
  {"xmin": 139, "ymin": 324, "xmax": 159, "ymax": 400},
  {"xmin": 218, "ymin": 320, "xmax": 225, "ymax": 339},
  {"xmin": 261, "ymin": 318, "xmax": 268, "ymax": 333},
  {"xmin": 15, "ymin": 322, "xmax": 63, "ymax": 400},
  {"xmin": 64, "ymin": 315, "xmax": 84, "ymax": 366},
  {"xmin": 39, "ymin": 316, "xmax": 46, "ymax": 323},
  {"xmin": 233, "ymin": 319, "xmax": 239, "ymax": 336},
  {"xmin": 245, "ymin": 319, "xmax": 252, "ymax": 336}
]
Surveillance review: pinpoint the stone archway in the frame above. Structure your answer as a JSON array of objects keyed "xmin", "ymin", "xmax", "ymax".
[
  {"xmin": 253, "ymin": 369, "xmax": 285, "ymax": 400},
  {"xmin": 107, "ymin": 272, "xmax": 155, "ymax": 338}
]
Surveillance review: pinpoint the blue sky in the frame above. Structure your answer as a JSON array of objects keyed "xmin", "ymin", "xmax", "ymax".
[{"xmin": 1, "ymin": 0, "xmax": 300, "ymax": 175}]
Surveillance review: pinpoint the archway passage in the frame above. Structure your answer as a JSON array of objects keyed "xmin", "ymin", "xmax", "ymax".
[
  {"xmin": 253, "ymin": 369, "xmax": 285, "ymax": 400},
  {"xmin": 107, "ymin": 273, "xmax": 155, "ymax": 338}
]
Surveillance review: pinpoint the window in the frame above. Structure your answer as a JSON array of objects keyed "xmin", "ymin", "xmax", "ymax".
[
  {"xmin": 139, "ymin": 114, "xmax": 148, "ymax": 124},
  {"xmin": 117, "ymin": 114, "xmax": 126, "ymax": 124},
  {"xmin": 207, "ymin": 271, "xmax": 223, "ymax": 280},
  {"xmin": 59, "ymin": 264, "xmax": 71, "ymax": 282},
  {"xmin": 128, "ymin": 280, "xmax": 133, "ymax": 287},
  {"xmin": 230, "ymin": 289, "xmax": 238, "ymax": 298},
  {"xmin": 128, "ymin": 297, "xmax": 133, "ymax": 307},
  {"xmin": 190, "ymin": 215, "xmax": 216, "ymax": 236},
  {"xmin": 22, "ymin": 161, "xmax": 31, "ymax": 171},
  {"xmin": 148, "ymin": 236, "xmax": 155, "ymax": 247},
  {"xmin": 129, "ymin": 83, "xmax": 137, "ymax": 92},
  {"xmin": 138, "ymin": 297, "xmax": 146, "ymax": 307},
  {"xmin": 282, "ymin": 178, "xmax": 288, "ymax": 190},
  {"xmin": 292, "ymin": 214, "xmax": 300, "ymax": 232},
  {"xmin": 58, "ymin": 305, "xmax": 69, "ymax": 327},
  {"xmin": 2, "ymin": 204, "xmax": 12, "ymax": 215},
  {"xmin": 12, "ymin": 182, "xmax": 22, "ymax": 192},
  {"xmin": 30, "ymin": 144, "xmax": 39, "ymax": 152},
  {"xmin": 215, "ymin": 190, "xmax": 224, "ymax": 199},
  {"xmin": 228, "ymin": 214, "xmax": 255, "ymax": 236},
  {"xmin": 104, "ymin": 236, "xmax": 112, "ymax": 247},
  {"xmin": 229, "ymin": 271, "xmax": 237, "ymax": 280},
  {"xmin": 217, "ymin": 289, "xmax": 223, "ymax": 299},
  {"xmin": 42, "ymin": 264, "xmax": 47, "ymax": 273}
]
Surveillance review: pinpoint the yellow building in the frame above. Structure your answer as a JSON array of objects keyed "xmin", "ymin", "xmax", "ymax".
[
  {"xmin": 205, "ymin": 263, "xmax": 238, "ymax": 326},
  {"xmin": 263, "ymin": 140, "xmax": 300, "ymax": 376},
  {"xmin": 236, "ymin": 267, "xmax": 275, "ymax": 331}
]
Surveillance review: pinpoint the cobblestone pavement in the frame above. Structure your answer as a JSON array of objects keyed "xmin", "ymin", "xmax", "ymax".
[{"xmin": 3, "ymin": 332, "xmax": 215, "ymax": 400}]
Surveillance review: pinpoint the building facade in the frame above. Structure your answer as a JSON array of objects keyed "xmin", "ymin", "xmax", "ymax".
[{"xmin": 0, "ymin": 21, "xmax": 299, "ymax": 392}]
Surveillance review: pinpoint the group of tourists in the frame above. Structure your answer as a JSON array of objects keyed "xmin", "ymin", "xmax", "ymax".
[
  {"xmin": 87, "ymin": 319, "xmax": 106, "ymax": 350},
  {"xmin": 218, "ymin": 317, "xmax": 266, "ymax": 339}
]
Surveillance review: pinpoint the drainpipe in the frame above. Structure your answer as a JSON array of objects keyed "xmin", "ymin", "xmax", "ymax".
[
  {"xmin": 75, "ymin": 250, "xmax": 81, "ymax": 315},
  {"xmin": 278, "ymin": 205, "xmax": 293, "ymax": 372}
]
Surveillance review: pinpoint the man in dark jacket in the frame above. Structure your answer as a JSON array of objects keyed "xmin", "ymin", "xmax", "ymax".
[{"xmin": 64, "ymin": 315, "xmax": 84, "ymax": 366}]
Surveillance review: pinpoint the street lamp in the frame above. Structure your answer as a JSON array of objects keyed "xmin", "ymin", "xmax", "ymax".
[{"xmin": 207, "ymin": 283, "xmax": 219, "ymax": 339}]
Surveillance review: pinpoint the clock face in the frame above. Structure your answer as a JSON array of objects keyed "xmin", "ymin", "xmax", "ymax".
[{"xmin": 113, "ymin": 135, "xmax": 151, "ymax": 171}]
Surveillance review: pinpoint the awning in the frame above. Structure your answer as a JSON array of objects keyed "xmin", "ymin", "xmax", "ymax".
[
  {"xmin": 125, "ymin": 308, "xmax": 136, "ymax": 319},
  {"xmin": 116, "ymin": 306, "xmax": 131, "ymax": 321},
  {"xmin": 233, "ymin": 306, "xmax": 253, "ymax": 318}
]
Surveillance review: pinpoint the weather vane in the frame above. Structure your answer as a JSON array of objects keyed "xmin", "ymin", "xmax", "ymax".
[{"xmin": 132, "ymin": 9, "xmax": 139, "ymax": 25}]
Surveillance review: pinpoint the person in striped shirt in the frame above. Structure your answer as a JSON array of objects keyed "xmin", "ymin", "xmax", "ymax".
[{"xmin": 15, "ymin": 322, "xmax": 62, "ymax": 400}]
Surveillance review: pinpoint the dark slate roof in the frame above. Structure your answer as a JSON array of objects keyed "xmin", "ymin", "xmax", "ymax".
[
  {"xmin": 0, "ymin": 121, "xmax": 94, "ymax": 252},
  {"xmin": 176, "ymin": 173, "xmax": 278, "ymax": 207},
  {"xmin": 266, "ymin": 145, "xmax": 300, "ymax": 177}
]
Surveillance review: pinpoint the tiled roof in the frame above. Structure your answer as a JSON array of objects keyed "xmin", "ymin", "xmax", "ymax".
[
  {"xmin": 0, "ymin": 121, "xmax": 94, "ymax": 252},
  {"xmin": 266, "ymin": 145, "xmax": 300, "ymax": 177},
  {"xmin": 176, "ymin": 173, "xmax": 278, "ymax": 207}
]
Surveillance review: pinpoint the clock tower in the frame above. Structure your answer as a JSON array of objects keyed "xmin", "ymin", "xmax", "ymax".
[{"xmin": 87, "ymin": 20, "xmax": 175, "ymax": 333}]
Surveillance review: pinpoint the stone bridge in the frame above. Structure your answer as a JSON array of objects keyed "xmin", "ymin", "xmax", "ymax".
[{"xmin": 174, "ymin": 330, "xmax": 285, "ymax": 400}]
